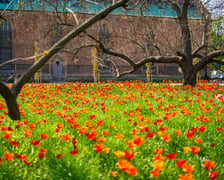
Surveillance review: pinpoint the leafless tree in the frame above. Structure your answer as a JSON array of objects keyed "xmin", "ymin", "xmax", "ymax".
[
  {"xmin": 73, "ymin": 0, "xmax": 224, "ymax": 86},
  {"xmin": 202, "ymin": 0, "xmax": 224, "ymax": 17},
  {"xmin": 1, "ymin": 0, "xmax": 224, "ymax": 120},
  {"xmin": 0, "ymin": 0, "xmax": 130, "ymax": 120}
]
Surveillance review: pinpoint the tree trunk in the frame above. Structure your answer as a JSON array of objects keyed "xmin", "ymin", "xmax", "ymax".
[
  {"xmin": 182, "ymin": 68, "xmax": 196, "ymax": 87},
  {"xmin": 0, "ymin": 0, "xmax": 129, "ymax": 121},
  {"xmin": 0, "ymin": 83, "xmax": 20, "ymax": 120}
]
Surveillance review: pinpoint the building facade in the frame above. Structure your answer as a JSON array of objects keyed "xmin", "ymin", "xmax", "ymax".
[{"xmin": 0, "ymin": 0, "xmax": 205, "ymax": 82}]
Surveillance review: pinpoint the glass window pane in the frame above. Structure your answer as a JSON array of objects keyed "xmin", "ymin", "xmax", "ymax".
[{"xmin": 0, "ymin": 20, "xmax": 12, "ymax": 71}]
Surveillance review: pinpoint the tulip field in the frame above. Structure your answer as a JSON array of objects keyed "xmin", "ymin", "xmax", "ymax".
[{"xmin": 1, "ymin": 81, "xmax": 224, "ymax": 179}]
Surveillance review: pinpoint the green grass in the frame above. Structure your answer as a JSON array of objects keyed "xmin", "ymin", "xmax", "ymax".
[{"xmin": 0, "ymin": 81, "xmax": 224, "ymax": 179}]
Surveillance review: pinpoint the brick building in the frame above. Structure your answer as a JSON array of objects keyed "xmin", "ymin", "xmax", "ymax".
[{"xmin": 0, "ymin": 0, "xmax": 205, "ymax": 82}]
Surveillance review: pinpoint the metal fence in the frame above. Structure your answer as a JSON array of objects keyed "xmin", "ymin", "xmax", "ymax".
[{"xmin": 0, "ymin": 63, "xmax": 182, "ymax": 81}]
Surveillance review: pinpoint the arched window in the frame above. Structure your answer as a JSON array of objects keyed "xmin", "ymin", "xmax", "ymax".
[
  {"xmin": 51, "ymin": 24, "xmax": 62, "ymax": 46},
  {"xmin": 0, "ymin": 20, "xmax": 12, "ymax": 71},
  {"xmin": 98, "ymin": 24, "xmax": 111, "ymax": 74},
  {"xmin": 98, "ymin": 24, "xmax": 109, "ymax": 44}
]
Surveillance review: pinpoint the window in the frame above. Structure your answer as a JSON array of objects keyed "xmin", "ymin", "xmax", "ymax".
[
  {"xmin": 144, "ymin": 28, "xmax": 154, "ymax": 55},
  {"xmin": 0, "ymin": 20, "xmax": 12, "ymax": 71},
  {"xmin": 51, "ymin": 25, "xmax": 63, "ymax": 46},
  {"xmin": 98, "ymin": 24, "xmax": 111, "ymax": 74},
  {"xmin": 98, "ymin": 24, "xmax": 109, "ymax": 44},
  {"xmin": 0, "ymin": 0, "xmax": 10, "ymax": 3}
]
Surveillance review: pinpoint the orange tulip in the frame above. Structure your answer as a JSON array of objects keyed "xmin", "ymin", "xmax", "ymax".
[
  {"xmin": 204, "ymin": 160, "xmax": 215, "ymax": 169},
  {"xmin": 4, "ymin": 152, "xmax": 14, "ymax": 161}
]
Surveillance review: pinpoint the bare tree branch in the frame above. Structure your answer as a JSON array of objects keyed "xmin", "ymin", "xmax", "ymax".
[
  {"xmin": 177, "ymin": 51, "xmax": 188, "ymax": 61},
  {"xmin": 118, "ymin": 55, "xmax": 182, "ymax": 77},
  {"xmin": 0, "ymin": 0, "xmax": 130, "ymax": 120},
  {"xmin": 123, "ymin": 0, "xmax": 140, "ymax": 10},
  {"xmin": 0, "ymin": 54, "xmax": 42, "ymax": 67},
  {"xmin": 118, "ymin": 68, "xmax": 137, "ymax": 77},
  {"xmin": 66, "ymin": 8, "xmax": 80, "ymax": 25},
  {"xmin": 211, "ymin": 59, "xmax": 224, "ymax": 66},
  {"xmin": 87, "ymin": 30, "xmax": 182, "ymax": 77},
  {"xmin": 136, "ymin": 56, "xmax": 182, "ymax": 67},
  {"xmin": 111, "ymin": 35, "xmax": 145, "ymax": 50},
  {"xmin": 2, "ymin": 0, "xmax": 13, "ymax": 15},
  {"xmin": 10, "ymin": 0, "xmax": 130, "ymax": 97},
  {"xmin": 63, "ymin": 44, "xmax": 98, "ymax": 62},
  {"xmin": 193, "ymin": 54, "xmax": 203, "ymax": 59},
  {"xmin": 154, "ymin": 45, "xmax": 162, "ymax": 56},
  {"xmin": 86, "ymin": 33, "xmax": 137, "ymax": 67},
  {"xmin": 168, "ymin": 0, "xmax": 181, "ymax": 18},
  {"xmin": 194, "ymin": 50, "xmax": 224, "ymax": 71},
  {"xmin": 192, "ymin": 44, "xmax": 206, "ymax": 57}
]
